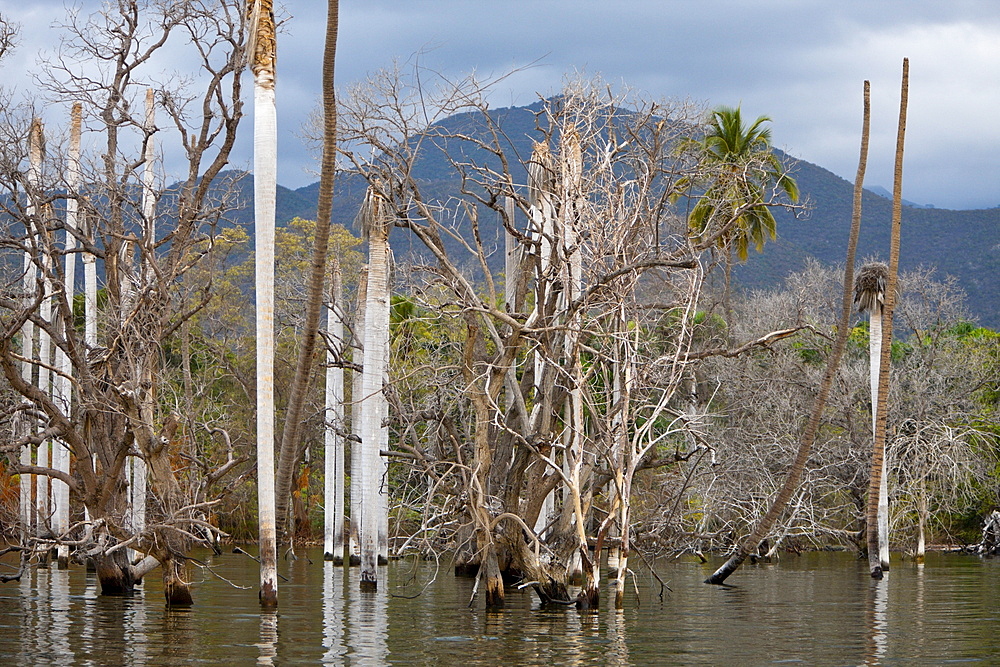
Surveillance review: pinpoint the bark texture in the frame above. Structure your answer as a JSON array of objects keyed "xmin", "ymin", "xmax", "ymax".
[
  {"xmin": 867, "ymin": 58, "xmax": 908, "ymax": 579},
  {"xmin": 275, "ymin": 0, "xmax": 339, "ymax": 539},
  {"xmin": 706, "ymin": 80, "xmax": 871, "ymax": 585}
]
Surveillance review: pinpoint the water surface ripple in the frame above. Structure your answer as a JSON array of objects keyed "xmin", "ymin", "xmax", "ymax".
[{"xmin": 1, "ymin": 550, "xmax": 997, "ymax": 665}]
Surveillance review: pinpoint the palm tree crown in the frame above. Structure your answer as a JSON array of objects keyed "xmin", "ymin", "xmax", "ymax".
[
  {"xmin": 854, "ymin": 262, "xmax": 889, "ymax": 314},
  {"xmin": 685, "ymin": 105, "xmax": 799, "ymax": 261}
]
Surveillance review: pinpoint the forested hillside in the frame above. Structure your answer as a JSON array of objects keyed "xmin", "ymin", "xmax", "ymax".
[
  {"xmin": 250, "ymin": 101, "xmax": 1000, "ymax": 326},
  {"xmin": 746, "ymin": 156, "xmax": 1000, "ymax": 326}
]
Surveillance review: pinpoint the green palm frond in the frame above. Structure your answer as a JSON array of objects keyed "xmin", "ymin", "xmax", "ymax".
[{"xmin": 684, "ymin": 105, "xmax": 797, "ymax": 261}]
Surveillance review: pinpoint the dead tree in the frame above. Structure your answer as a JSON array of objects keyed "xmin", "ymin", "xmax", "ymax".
[{"xmin": 0, "ymin": 0, "xmax": 248, "ymax": 604}]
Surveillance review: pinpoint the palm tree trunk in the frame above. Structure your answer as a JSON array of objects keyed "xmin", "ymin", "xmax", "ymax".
[
  {"xmin": 249, "ymin": 0, "xmax": 279, "ymax": 609},
  {"xmin": 18, "ymin": 422, "xmax": 32, "ymax": 542},
  {"xmin": 915, "ymin": 482, "xmax": 927, "ymax": 563},
  {"xmin": 359, "ymin": 189, "xmax": 392, "ymax": 590},
  {"xmin": 858, "ymin": 286, "xmax": 893, "ymax": 573},
  {"xmin": 348, "ymin": 267, "xmax": 367, "ymax": 565},
  {"xmin": 28, "ymin": 119, "xmax": 50, "ymax": 547},
  {"xmin": 324, "ymin": 258, "xmax": 346, "ymax": 563},
  {"xmin": 83, "ymin": 211, "xmax": 98, "ymax": 349},
  {"xmin": 706, "ymin": 80, "xmax": 872, "ymax": 585},
  {"xmin": 867, "ymin": 58, "xmax": 908, "ymax": 579},
  {"xmin": 36, "ymin": 275, "xmax": 51, "ymax": 543},
  {"xmin": 82, "ymin": 174, "xmax": 98, "ymax": 532},
  {"xmin": 129, "ymin": 88, "xmax": 156, "ymax": 558},
  {"xmin": 274, "ymin": 0, "xmax": 339, "ymax": 541},
  {"xmin": 868, "ymin": 307, "xmax": 889, "ymax": 570},
  {"xmin": 52, "ymin": 102, "xmax": 83, "ymax": 569},
  {"xmin": 18, "ymin": 196, "xmax": 35, "ymax": 541},
  {"xmin": 377, "ymin": 369, "xmax": 389, "ymax": 565}
]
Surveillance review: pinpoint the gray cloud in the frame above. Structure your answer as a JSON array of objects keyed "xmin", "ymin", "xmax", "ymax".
[{"xmin": 7, "ymin": 1, "xmax": 1000, "ymax": 209}]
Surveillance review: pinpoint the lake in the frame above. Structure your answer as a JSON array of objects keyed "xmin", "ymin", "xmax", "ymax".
[{"xmin": 1, "ymin": 549, "xmax": 998, "ymax": 665}]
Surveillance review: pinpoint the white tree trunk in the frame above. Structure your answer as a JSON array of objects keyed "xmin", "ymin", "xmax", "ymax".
[
  {"xmin": 27, "ymin": 119, "xmax": 51, "ymax": 543},
  {"xmin": 360, "ymin": 228, "xmax": 390, "ymax": 589},
  {"xmin": 19, "ymin": 430, "xmax": 32, "ymax": 542},
  {"xmin": 528, "ymin": 142, "xmax": 556, "ymax": 538},
  {"xmin": 870, "ymin": 308, "xmax": 890, "ymax": 571},
  {"xmin": 83, "ymin": 210, "xmax": 98, "ymax": 349},
  {"xmin": 378, "ymin": 360, "xmax": 389, "ymax": 564},
  {"xmin": 324, "ymin": 262, "xmax": 346, "ymax": 562},
  {"xmin": 253, "ymin": 59, "xmax": 278, "ymax": 608},
  {"xmin": 561, "ymin": 129, "xmax": 588, "ymax": 588},
  {"xmin": 82, "ymin": 208, "xmax": 97, "ymax": 529},
  {"xmin": 349, "ymin": 267, "xmax": 367, "ymax": 563},
  {"xmin": 36, "ymin": 269, "xmax": 52, "ymax": 541},
  {"xmin": 503, "ymin": 197, "xmax": 517, "ymax": 315},
  {"xmin": 614, "ymin": 311, "xmax": 634, "ymax": 608},
  {"xmin": 18, "ymin": 208, "xmax": 36, "ymax": 542},
  {"xmin": 916, "ymin": 486, "xmax": 927, "ymax": 563},
  {"xmin": 129, "ymin": 89, "xmax": 156, "ymax": 551},
  {"xmin": 52, "ymin": 103, "xmax": 83, "ymax": 567}
]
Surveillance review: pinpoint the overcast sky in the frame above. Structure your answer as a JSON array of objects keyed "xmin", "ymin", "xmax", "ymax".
[{"xmin": 6, "ymin": 1, "xmax": 1000, "ymax": 209}]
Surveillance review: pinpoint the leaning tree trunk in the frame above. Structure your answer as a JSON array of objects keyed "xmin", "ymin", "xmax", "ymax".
[
  {"xmin": 319, "ymin": 0, "xmax": 345, "ymax": 566},
  {"xmin": 867, "ymin": 58, "xmax": 908, "ymax": 579},
  {"xmin": 706, "ymin": 80, "xmax": 872, "ymax": 585},
  {"xmin": 274, "ymin": 0, "xmax": 339, "ymax": 541},
  {"xmin": 249, "ymin": 0, "xmax": 279, "ymax": 609}
]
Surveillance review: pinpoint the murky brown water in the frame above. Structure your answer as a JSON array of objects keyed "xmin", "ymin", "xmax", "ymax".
[{"xmin": 2, "ymin": 549, "xmax": 998, "ymax": 665}]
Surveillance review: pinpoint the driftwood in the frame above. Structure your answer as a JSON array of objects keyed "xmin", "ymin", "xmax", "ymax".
[{"xmin": 973, "ymin": 511, "xmax": 1000, "ymax": 556}]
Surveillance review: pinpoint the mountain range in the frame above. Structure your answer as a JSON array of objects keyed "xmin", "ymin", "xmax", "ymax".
[{"xmin": 234, "ymin": 102, "xmax": 998, "ymax": 328}]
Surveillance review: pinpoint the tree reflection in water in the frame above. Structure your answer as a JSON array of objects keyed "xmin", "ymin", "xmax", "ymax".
[
  {"xmin": 607, "ymin": 610, "xmax": 630, "ymax": 666},
  {"xmin": 4, "ymin": 550, "xmax": 1000, "ymax": 664},
  {"xmin": 864, "ymin": 575, "xmax": 889, "ymax": 666},
  {"xmin": 322, "ymin": 563, "xmax": 346, "ymax": 664},
  {"xmin": 348, "ymin": 568, "xmax": 389, "ymax": 663},
  {"xmin": 256, "ymin": 611, "xmax": 277, "ymax": 665},
  {"xmin": 124, "ymin": 575, "xmax": 147, "ymax": 665}
]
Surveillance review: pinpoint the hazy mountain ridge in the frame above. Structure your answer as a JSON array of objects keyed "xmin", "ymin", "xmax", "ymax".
[
  {"xmin": 251, "ymin": 102, "xmax": 998, "ymax": 327},
  {"xmin": 748, "ymin": 154, "xmax": 1000, "ymax": 326}
]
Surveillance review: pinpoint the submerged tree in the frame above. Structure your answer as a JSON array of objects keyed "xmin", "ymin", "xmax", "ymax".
[
  {"xmin": 704, "ymin": 80, "xmax": 871, "ymax": 585},
  {"xmin": 248, "ymin": 0, "xmax": 279, "ymax": 608},
  {"xmin": 867, "ymin": 58, "xmax": 908, "ymax": 579},
  {"xmin": 855, "ymin": 261, "xmax": 890, "ymax": 571},
  {"xmin": 274, "ymin": 0, "xmax": 340, "ymax": 548},
  {"xmin": 337, "ymin": 71, "xmax": 802, "ymax": 608},
  {"xmin": 318, "ymin": 0, "xmax": 345, "ymax": 565},
  {"xmin": 0, "ymin": 0, "xmax": 248, "ymax": 603},
  {"xmin": 356, "ymin": 185, "xmax": 392, "ymax": 590}
]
